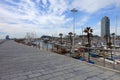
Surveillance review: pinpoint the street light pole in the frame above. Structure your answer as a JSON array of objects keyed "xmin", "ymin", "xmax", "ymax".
[{"xmin": 71, "ymin": 8, "xmax": 77, "ymax": 54}]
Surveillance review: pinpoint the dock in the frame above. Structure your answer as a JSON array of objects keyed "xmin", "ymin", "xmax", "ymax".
[{"xmin": 0, "ymin": 40, "xmax": 120, "ymax": 80}]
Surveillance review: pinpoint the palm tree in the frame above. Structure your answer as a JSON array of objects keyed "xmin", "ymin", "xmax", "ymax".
[
  {"xmin": 68, "ymin": 32, "xmax": 73, "ymax": 45},
  {"xmin": 84, "ymin": 27, "xmax": 93, "ymax": 62},
  {"xmin": 68, "ymin": 32, "xmax": 73, "ymax": 53},
  {"xmin": 111, "ymin": 33, "xmax": 115, "ymax": 46},
  {"xmin": 104, "ymin": 35, "xmax": 108, "ymax": 45},
  {"xmin": 59, "ymin": 33, "xmax": 63, "ymax": 51},
  {"xmin": 104, "ymin": 35, "xmax": 111, "ymax": 48},
  {"xmin": 59, "ymin": 33, "xmax": 63, "ymax": 43}
]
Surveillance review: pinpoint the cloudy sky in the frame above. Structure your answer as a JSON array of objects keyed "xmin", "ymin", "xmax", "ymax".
[{"xmin": 0, "ymin": 0, "xmax": 120, "ymax": 39}]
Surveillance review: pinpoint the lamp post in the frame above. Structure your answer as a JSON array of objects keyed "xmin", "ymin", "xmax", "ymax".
[{"xmin": 71, "ymin": 8, "xmax": 77, "ymax": 54}]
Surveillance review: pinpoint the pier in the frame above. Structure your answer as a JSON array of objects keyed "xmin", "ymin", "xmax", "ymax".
[{"xmin": 0, "ymin": 40, "xmax": 120, "ymax": 80}]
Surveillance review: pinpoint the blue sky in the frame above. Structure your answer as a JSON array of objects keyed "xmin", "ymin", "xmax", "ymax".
[{"xmin": 0, "ymin": 0, "xmax": 120, "ymax": 39}]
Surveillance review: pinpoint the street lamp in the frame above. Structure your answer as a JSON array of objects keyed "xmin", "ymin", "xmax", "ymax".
[{"xmin": 71, "ymin": 8, "xmax": 78, "ymax": 54}]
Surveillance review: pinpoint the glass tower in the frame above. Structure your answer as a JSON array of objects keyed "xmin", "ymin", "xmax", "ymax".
[{"xmin": 101, "ymin": 16, "xmax": 110, "ymax": 38}]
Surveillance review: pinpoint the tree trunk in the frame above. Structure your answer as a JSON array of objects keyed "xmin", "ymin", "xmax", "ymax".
[{"xmin": 88, "ymin": 33, "xmax": 91, "ymax": 62}]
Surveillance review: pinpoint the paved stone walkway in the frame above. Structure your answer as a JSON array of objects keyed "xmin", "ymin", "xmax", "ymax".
[{"xmin": 0, "ymin": 40, "xmax": 120, "ymax": 80}]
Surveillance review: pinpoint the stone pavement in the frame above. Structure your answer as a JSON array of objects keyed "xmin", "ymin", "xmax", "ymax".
[{"xmin": 0, "ymin": 40, "xmax": 120, "ymax": 80}]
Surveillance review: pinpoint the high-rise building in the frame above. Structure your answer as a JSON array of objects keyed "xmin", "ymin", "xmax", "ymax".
[{"xmin": 101, "ymin": 16, "xmax": 110, "ymax": 38}]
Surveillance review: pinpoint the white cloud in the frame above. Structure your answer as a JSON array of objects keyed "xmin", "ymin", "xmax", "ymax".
[
  {"xmin": 42, "ymin": 0, "xmax": 47, "ymax": 5},
  {"xmin": 76, "ymin": 16, "xmax": 90, "ymax": 26},
  {"xmin": 115, "ymin": 0, "xmax": 120, "ymax": 7},
  {"xmin": 48, "ymin": 0, "xmax": 68, "ymax": 15},
  {"xmin": 71, "ymin": 0, "xmax": 117, "ymax": 13},
  {"xmin": 0, "ymin": 0, "xmax": 120, "ymax": 39},
  {"xmin": 92, "ymin": 22, "xmax": 101, "ymax": 36}
]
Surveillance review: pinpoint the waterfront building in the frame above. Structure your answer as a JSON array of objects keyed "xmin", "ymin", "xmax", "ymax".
[{"xmin": 101, "ymin": 16, "xmax": 110, "ymax": 38}]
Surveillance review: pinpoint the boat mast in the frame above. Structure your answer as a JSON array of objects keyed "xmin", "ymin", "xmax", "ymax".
[{"xmin": 115, "ymin": 16, "xmax": 118, "ymax": 46}]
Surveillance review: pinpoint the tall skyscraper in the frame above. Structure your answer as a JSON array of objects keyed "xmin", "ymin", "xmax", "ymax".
[{"xmin": 101, "ymin": 16, "xmax": 110, "ymax": 38}]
